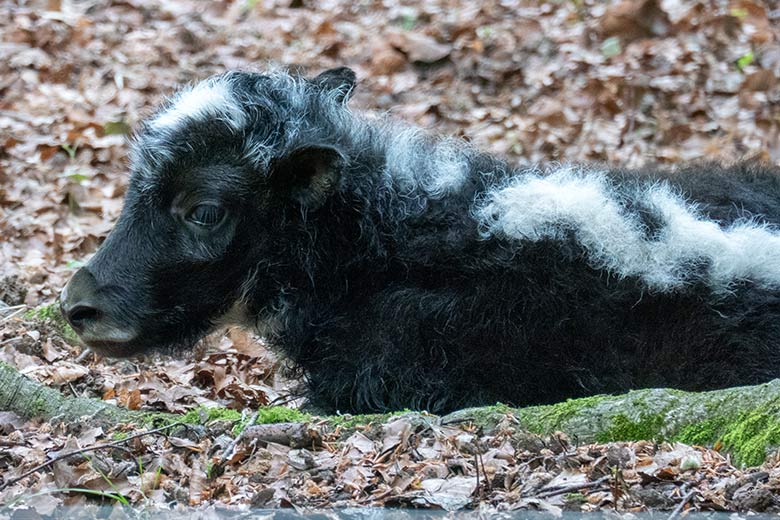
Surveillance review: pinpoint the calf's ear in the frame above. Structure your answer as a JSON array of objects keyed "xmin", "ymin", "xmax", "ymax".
[
  {"xmin": 313, "ymin": 67, "xmax": 356, "ymax": 103},
  {"xmin": 271, "ymin": 145, "xmax": 346, "ymax": 210}
]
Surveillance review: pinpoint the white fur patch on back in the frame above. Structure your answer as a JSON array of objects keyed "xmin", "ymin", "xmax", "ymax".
[
  {"xmin": 475, "ymin": 166, "xmax": 780, "ymax": 292},
  {"xmin": 383, "ymin": 125, "xmax": 469, "ymax": 198},
  {"xmin": 152, "ymin": 77, "xmax": 246, "ymax": 131},
  {"xmin": 426, "ymin": 142, "xmax": 469, "ymax": 197}
]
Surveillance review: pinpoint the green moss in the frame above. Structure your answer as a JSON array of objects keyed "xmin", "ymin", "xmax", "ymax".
[
  {"xmin": 517, "ymin": 394, "xmax": 611, "ymax": 433},
  {"xmin": 674, "ymin": 418, "xmax": 727, "ymax": 446},
  {"xmin": 721, "ymin": 405, "xmax": 780, "ymax": 467},
  {"xmin": 463, "ymin": 403, "xmax": 512, "ymax": 427},
  {"xmin": 177, "ymin": 409, "xmax": 204, "ymax": 425},
  {"xmin": 515, "ymin": 391, "xmax": 780, "ymax": 466},
  {"xmin": 439, "ymin": 403, "xmax": 512, "ymax": 430},
  {"xmin": 327, "ymin": 412, "xmax": 390, "ymax": 430},
  {"xmin": 25, "ymin": 303, "xmax": 61, "ymax": 322},
  {"xmin": 179, "ymin": 406, "xmax": 242, "ymax": 426},
  {"xmin": 596, "ymin": 413, "xmax": 664, "ymax": 443},
  {"xmin": 141, "ymin": 412, "xmax": 179, "ymax": 429},
  {"xmin": 669, "ymin": 404, "xmax": 780, "ymax": 466},
  {"xmin": 253, "ymin": 406, "xmax": 310, "ymax": 424},
  {"xmin": 206, "ymin": 408, "xmax": 242, "ymax": 422},
  {"xmin": 29, "ymin": 397, "xmax": 49, "ymax": 417},
  {"xmin": 24, "ymin": 303, "xmax": 79, "ymax": 344},
  {"xmin": 159, "ymin": 405, "xmax": 321, "ymax": 437},
  {"xmin": 230, "ymin": 406, "xmax": 313, "ymax": 436},
  {"xmin": 112, "ymin": 431, "xmax": 129, "ymax": 441}
]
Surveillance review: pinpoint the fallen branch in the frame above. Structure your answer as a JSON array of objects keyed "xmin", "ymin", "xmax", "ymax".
[
  {"xmin": 239, "ymin": 422, "xmax": 322, "ymax": 449},
  {"xmin": 535, "ymin": 475, "xmax": 611, "ymax": 499},
  {"xmin": 667, "ymin": 485, "xmax": 697, "ymax": 520}
]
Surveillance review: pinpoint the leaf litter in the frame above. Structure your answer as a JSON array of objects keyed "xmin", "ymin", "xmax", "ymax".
[{"xmin": 2, "ymin": 0, "xmax": 780, "ymax": 515}]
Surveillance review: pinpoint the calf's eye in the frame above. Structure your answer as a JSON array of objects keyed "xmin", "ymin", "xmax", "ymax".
[{"xmin": 187, "ymin": 203, "xmax": 226, "ymax": 227}]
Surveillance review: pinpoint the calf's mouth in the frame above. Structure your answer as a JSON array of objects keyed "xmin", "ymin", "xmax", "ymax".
[{"xmin": 60, "ymin": 267, "xmax": 140, "ymax": 357}]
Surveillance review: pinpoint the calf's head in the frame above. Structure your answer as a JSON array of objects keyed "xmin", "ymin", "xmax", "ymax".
[{"xmin": 60, "ymin": 67, "xmax": 356, "ymax": 356}]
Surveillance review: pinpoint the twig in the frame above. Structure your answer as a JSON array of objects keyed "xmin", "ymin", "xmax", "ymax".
[
  {"xmin": 0, "ymin": 422, "xmax": 183, "ymax": 491},
  {"xmin": 535, "ymin": 475, "xmax": 611, "ymax": 499},
  {"xmin": 218, "ymin": 409, "xmax": 260, "ymax": 466},
  {"xmin": 74, "ymin": 349, "xmax": 92, "ymax": 364},
  {"xmin": 611, "ymin": 467, "xmax": 626, "ymax": 510},
  {"xmin": 0, "ymin": 440, "xmax": 28, "ymax": 448},
  {"xmin": 667, "ymin": 486, "xmax": 697, "ymax": 520},
  {"xmin": 371, "ymin": 444, "xmax": 398, "ymax": 465},
  {"xmin": 473, "ymin": 452, "xmax": 480, "ymax": 497},
  {"xmin": 478, "ymin": 452, "xmax": 491, "ymax": 492},
  {"xmin": 1, "ymin": 306, "xmax": 27, "ymax": 322}
]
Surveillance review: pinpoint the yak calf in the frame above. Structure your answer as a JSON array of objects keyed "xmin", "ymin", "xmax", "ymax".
[{"xmin": 61, "ymin": 67, "xmax": 780, "ymax": 413}]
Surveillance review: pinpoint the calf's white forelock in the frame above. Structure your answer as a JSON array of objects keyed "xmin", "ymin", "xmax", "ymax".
[
  {"xmin": 151, "ymin": 77, "xmax": 246, "ymax": 132},
  {"xmin": 476, "ymin": 166, "xmax": 780, "ymax": 292}
]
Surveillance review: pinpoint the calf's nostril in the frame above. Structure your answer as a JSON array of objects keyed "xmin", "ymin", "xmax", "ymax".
[
  {"xmin": 61, "ymin": 267, "xmax": 102, "ymax": 333},
  {"xmin": 66, "ymin": 304, "xmax": 101, "ymax": 330}
]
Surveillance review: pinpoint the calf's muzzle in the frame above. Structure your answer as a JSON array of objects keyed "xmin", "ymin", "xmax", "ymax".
[{"xmin": 60, "ymin": 267, "xmax": 137, "ymax": 353}]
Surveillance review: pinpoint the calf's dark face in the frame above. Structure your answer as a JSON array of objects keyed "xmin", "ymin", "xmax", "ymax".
[
  {"xmin": 61, "ymin": 157, "xmax": 267, "ymax": 356},
  {"xmin": 60, "ymin": 68, "xmax": 356, "ymax": 357}
]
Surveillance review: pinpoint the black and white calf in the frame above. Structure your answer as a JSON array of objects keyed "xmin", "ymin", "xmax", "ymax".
[{"xmin": 61, "ymin": 67, "xmax": 780, "ymax": 413}]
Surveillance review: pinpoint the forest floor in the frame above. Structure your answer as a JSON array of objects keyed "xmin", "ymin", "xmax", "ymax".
[{"xmin": 2, "ymin": 0, "xmax": 780, "ymax": 515}]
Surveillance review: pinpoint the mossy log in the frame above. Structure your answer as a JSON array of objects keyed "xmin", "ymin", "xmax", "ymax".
[
  {"xmin": 445, "ymin": 381, "xmax": 780, "ymax": 466},
  {"xmin": 0, "ymin": 360, "xmax": 149, "ymax": 427},
  {"xmin": 2, "ymin": 360, "xmax": 779, "ymax": 465}
]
